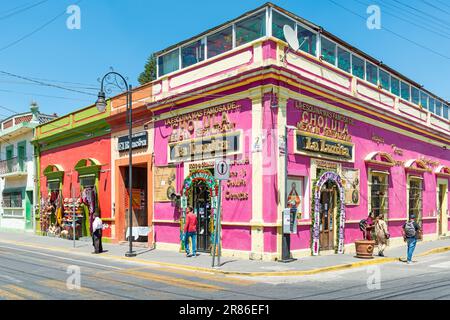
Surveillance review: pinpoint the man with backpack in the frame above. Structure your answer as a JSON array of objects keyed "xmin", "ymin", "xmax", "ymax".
[{"xmin": 402, "ymin": 214, "xmax": 421, "ymax": 264}]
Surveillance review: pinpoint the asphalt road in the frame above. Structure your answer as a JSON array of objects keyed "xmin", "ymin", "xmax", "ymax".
[{"xmin": 0, "ymin": 241, "xmax": 449, "ymax": 300}]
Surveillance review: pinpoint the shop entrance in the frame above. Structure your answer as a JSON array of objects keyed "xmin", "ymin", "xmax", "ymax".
[
  {"xmin": 124, "ymin": 165, "xmax": 148, "ymax": 243},
  {"xmin": 438, "ymin": 182, "xmax": 448, "ymax": 236},
  {"xmin": 319, "ymin": 181, "xmax": 337, "ymax": 251},
  {"xmin": 191, "ymin": 180, "xmax": 212, "ymax": 252}
]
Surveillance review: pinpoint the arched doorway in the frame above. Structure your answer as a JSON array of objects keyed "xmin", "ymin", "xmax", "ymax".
[
  {"xmin": 181, "ymin": 170, "xmax": 218, "ymax": 253},
  {"xmin": 312, "ymin": 171, "xmax": 346, "ymax": 256}
]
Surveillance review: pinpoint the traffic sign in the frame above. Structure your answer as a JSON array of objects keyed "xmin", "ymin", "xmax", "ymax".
[{"xmin": 214, "ymin": 159, "xmax": 230, "ymax": 180}]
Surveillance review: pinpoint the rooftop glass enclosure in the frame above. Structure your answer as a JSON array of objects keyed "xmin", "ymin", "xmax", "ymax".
[{"xmin": 156, "ymin": 5, "xmax": 449, "ymax": 121}]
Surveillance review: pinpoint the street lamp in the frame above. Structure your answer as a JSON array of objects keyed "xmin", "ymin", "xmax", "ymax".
[
  {"xmin": 280, "ymin": 124, "xmax": 298, "ymax": 263},
  {"xmin": 96, "ymin": 71, "xmax": 136, "ymax": 258}
]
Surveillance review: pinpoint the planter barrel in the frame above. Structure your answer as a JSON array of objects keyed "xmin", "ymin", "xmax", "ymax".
[{"xmin": 355, "ymin": 240, "xmax": 376, "ymax": 259}]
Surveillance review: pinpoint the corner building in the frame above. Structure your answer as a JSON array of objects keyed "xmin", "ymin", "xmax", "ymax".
[{"xmin": 145, "ymin": 3, "xmax": 450, "ymax": 260}]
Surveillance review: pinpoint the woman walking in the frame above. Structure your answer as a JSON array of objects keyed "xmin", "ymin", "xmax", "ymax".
[{"xmin": 375, "ymin": 214, "xmax": 389, "ymax": 257}]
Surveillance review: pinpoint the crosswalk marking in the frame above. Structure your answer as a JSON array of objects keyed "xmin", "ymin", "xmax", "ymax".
[
  {"xmin": 119, "ymin": 269, "xmax": 224, "ymax": 292},
  {"xmin": 2, "ymin": 285, "xmax": 43, "ymax": 300}
]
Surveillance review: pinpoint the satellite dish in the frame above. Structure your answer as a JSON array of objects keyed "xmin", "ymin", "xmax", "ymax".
[{"xmin": 283, "ymin": 25, "xmax": 299, "ymax": 51}]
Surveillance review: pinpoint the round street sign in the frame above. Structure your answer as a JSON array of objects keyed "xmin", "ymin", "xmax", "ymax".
[{"xmin": 214, "ymin": 159, "xmax": 230, "ymax": 180}]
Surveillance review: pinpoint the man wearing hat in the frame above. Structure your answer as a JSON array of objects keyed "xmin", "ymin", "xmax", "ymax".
[{"xmin": 402, "ymin": 214, "xmax": 421, "ymax": 264}]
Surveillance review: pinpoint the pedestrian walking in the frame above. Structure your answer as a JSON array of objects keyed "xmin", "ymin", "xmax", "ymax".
[
  {"xmin": 363, "ymin": 211, "xmax": 375, "ymax": 240},
  {"xmin": 184, "ymin": 207, "xmax": 198, "ymax": 257},
  {"xmin": 402, "ymin": 214, "xmax": 421, "ymax": 264},
  {"xmin": 375, "ymin": 214, "xmax": 389, "ymax": 257},
  {"xmin": 92, "ymin": 212, "xmax": 103, "ymax": 254}
]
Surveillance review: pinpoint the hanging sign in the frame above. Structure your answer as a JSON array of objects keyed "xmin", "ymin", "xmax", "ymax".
[
  {"xmin": 180, "ymin": 196, "xmax": 187, "ymax": 209},
  {"xmin": 118, "ymin": 131, "xmax": 148, "ymax": 152}
]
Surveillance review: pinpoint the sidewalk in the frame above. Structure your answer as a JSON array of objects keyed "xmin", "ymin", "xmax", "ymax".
[{"xmin": 1, "ymin": 230, "xmax": 449, "ymax": 276}]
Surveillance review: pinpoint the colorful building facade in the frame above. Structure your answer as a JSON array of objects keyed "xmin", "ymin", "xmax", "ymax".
[
  {"xmin": 34, "ymin": 103, "xmax": 113, "ymax": 241},
  {"xmin": 33, "ymin": 3, "xmax": 450, "ymax": 260},
  {"xmin": 145, "ymin": 3, "xmax": 450, "ymax": 259},
  {"xmin": 0, "ymin": 103, "xmax": 55, "ymax": 232}
]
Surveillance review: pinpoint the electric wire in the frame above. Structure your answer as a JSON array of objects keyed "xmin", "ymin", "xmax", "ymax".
[
  {"xmin": 0, "ymin": 0, "xmax": 83, "ymax": 53},
  {"xmin": 326, "ymin": 0, "xmax": 450, "ymax": 61},
  {"xmin": 392, "ymin": 0, "xmax": 450, "ymax": 28},
  {"xmin": 422, "ymin": 0, "xmax": 450, "ymax": 16},
  {"xmin": 352, "ymin": 0, "xmax": 450, "ymax": 40},
  {"xmin": 0, "ymin": 0, "xmax": 50, "ymax": 21}
]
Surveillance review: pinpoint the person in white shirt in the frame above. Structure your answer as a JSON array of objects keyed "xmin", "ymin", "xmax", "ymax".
[{"xmin": 92, "ymin": 212, "xmax": 103, "ymax": 254}]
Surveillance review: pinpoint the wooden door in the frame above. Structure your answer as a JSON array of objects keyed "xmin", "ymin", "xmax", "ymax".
[{"xmin": 320, "ymin": 187, "xmax": 336, "ymax": 251}]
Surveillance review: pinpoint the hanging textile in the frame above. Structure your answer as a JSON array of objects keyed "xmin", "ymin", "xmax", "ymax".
[{"xmin": 82, "ymin": 186, "xmax": 97, "ymax": 234}]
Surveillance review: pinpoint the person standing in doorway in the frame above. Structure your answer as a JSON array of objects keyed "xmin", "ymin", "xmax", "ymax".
[
  {"xmin": 92, "ymin": 212, "xmax": 103, "ymax": 254},
  {"xmin": 184, "ymin": 207, "xmax": 198, "ymax": 257},
  {"xmin": 402, "ymin": 214, "xmax": 421, "ymax": 264},
  {"xmin": 375, "ymin": 214, "xmax": 389, "ymax": 257}
]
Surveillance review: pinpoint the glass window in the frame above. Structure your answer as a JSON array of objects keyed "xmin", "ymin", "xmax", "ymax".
[
  {"xmin": 321, "ymin": 37, "xmax": 336, "ymax": 65},
  {"xmin": 181, "ymin": 39, "xmax": 205, "ymax": 68},
  {"xmin": 412, "ymin": 87, "xmax": 420, "ymax": 105},
  {"xmin": 420, "ymin": 92, "xmax": 429, "ymax": 109},
  {"xmin": 352, "ymin": 55, "xmax": 365, "ymax": 79},
  {"xmin": 390, "ymin": 77, "xmax": 400, "ymax": 96},
  {"xmin": 444, "ymin": 105, "xmax": 449, "ymax": 119},
  {"xmin": 435, "ymin": 100, "xmax": 442, "ymax": 116},
  {"xmin": 158, "ymin": 50, "xmax": 179, "ymax": 77},
  {"xmin": 272, "ymin": 10, "xmax": 295, "ymax": 42},
  {"xmin": 370, "ymin": 173, "xmax": 389, "ymax": 218},
  {"xmin": 298, "ymin": 25, "xmax": 316, "ymax": 56},
  {"xmin": 408, "ymin": 178, "xmax": 423, "ymax": 220},
  {"xmin": 400, "ymin": 81, "xmax": 410, "ymax": 101},
  {"xmin": 337, "ymin": 47, "xmax": 350, "ymax": 72},
  {"xmin": 366, "ymin": 62, "xmax": 378, "ymax": 86},
  {"xmin": 235, "ymin": 12, "xmax": 266, "ymax": 47},
  {"xmin": 207, "ymin": 27, "xmax": 233, "ymax": 58},
  {"xmin": 429, "ymin": 97, "xmax": 435, "ymax": 114},
  {"xmin": 2, "ymin": 192, "xmax": 22, "ymax": 208},
  {"xmin": 379, "ymin": 69, "xmax": 390, "ymax": 90}
]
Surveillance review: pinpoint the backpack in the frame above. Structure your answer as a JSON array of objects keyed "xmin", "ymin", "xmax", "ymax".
[
  {"xmin": 359, "ymin": 219, "xmax": 367, "ymax": 232},
  {"xmin": 404, "ymin": 221, "xmax": 416, "ymax": 238}
]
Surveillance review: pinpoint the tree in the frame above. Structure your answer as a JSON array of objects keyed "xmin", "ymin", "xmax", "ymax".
[{"xmin": 138, "ymin": 54, "xmax": 157, "ymax": 85}]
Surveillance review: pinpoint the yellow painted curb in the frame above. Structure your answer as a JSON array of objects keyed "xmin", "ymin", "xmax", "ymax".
[{"xmin": 1, "ymin": 239, "xmax": 449, "ymax": 277}]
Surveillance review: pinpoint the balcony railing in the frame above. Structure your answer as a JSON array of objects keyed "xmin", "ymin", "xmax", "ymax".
[{"xmin": 0, "ymin": 157, "xmax": 27, "ymax": 175}]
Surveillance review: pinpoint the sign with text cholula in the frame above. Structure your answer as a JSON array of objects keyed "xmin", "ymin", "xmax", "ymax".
[{"xmin": 293, "ymin": 101, "xmax": 355, "ymax": 162}]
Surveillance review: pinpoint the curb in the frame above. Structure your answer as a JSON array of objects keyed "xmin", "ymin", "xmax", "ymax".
[{"xmin": 1, "ymin": 238, "xmax": 450, "ymax": 277}]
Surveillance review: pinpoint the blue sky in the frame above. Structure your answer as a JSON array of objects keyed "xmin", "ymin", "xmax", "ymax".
[{"xmin": 0, "ymin": 0, "xmax": 449, "ymax": 118}]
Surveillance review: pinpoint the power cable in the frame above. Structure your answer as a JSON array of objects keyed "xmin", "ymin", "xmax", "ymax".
[
  {"xmin": 392, "ymin": 0, "xmax": 450, "ymax": 28},
  {"xmin": 0, "ymin": 0, "xmax": 50, "ymax": 21},
  {"xmin": 422, "ymin": 0, "xmax": 450, "ymax": 16},
  {"xmin": 352, "ymin": 0, "xmax": 450, "ymax": 40},
  {"xmin": 0, "ymin": 88, "xmax": 92, "ymax": 102},
  {"xmin": 0, "ymin": 0, "xmax": 83, "ymax": 53},
  {"xmin": 0, "ymin": 70, "xmax": 96, "ymax": 96},
  {"xmin": 327, "ymin": 0, "xmax": 450, "ymax": 61},
  {"xmin": 435, "ymin": 0, "xmax": 450, "ymax": 10}
]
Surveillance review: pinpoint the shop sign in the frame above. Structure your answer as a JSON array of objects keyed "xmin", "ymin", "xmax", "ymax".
[
  {"xmin": 154, "ymin": 166, "xmax": 176, "ymax": 202},
  {"xmin": 295, "ymin": 132, "xmax": 354, "ymax": 161},
  {"xmin": 214, "ymin": 159, "xmax": 230, "ymax": 181},
  {"xmin": 181, "ymin": 196, "xmax": 187, "ymax": 209},
  {"xmin": 341, "ymin": 168, "xmax": 360, "ymax": 205},
  {"xmin": 168, "ymin": 131, "xmax": 241, "ymax": 163},
  {"xmin": 118, "ymin": 131, "xmax": 148, "ymax": 152}
]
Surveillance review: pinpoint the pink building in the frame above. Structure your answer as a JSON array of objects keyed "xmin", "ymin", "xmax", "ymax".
[{"xmin": 147, "ymin": 3, "xmax": 450, "ymax": 260}]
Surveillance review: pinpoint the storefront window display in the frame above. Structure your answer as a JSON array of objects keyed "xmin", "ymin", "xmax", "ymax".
[
  {"xmin": 370, "ymin": 172, "xmax": 389, "ymax": 218},
  {"xmin": 408, "ymin": 177, "xmax": 423, "ymax": 220}
]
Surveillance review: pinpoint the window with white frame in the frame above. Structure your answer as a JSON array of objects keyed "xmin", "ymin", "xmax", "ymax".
[
  {"xmin": 400, "ymin": 81, "xmax": 410, "ymax": 101},
  {"xmin": 2, "ymin": 191, "xmax": 22, "ymax": 208},
  {"xmin": 379, "ymin": 69, "xmax": 390, "ymax": 90},
  {"xmin": 271, "ymin": 10, "xmax": 295, "ymax": 42},
  {"xmin": 158, "ymin": 50, "xmax": 179, "ymax": 77},
  {"xmin": 321, "ymin": 37, "xmax": 336, "ymax": 65},
  {"xmin": 411, "ymin": 87, "xmax": 420, "ymax": 105},
  {"xmin": 365, "ymin": 61, "xmax": 378, "ymax": 86},
  {"xmin": 207, "ymin": 26, "xmax": 233, "ymax": 58},
  {"xmin": 429, "ymin": 97, "xmax": 435, "ymax": 114},
  {"xmin": 297, "ymin": 25, "xmax": 316, "ymax": 56},
  {"xmin": 444, "ymin": 104, "xmax": 449, "ymax": 119},
  {"xmin": 352, "ymin": 55, "xmax": 365, "ymax": 79},
  {"xmin": 235, "ymin": 11, "xmax": 266, "ymax": 47},
  {"xmin": 390, "ymin": 77, "xmax": 400, "ymax": 96},
  {"xmin": 369, "ymin": 172, "xmax": 389, "ymax": 218},
  {"xmin": 337, "ymin": 47, "xmax": 350, "ymax": 72},
  {"xmin": 181, "ymin": 39, "xmax": 205, "ymax": 68},
  {"xmin": 408, "ymin": 177, "xmax": 423, "ymax": 219},
  {"xmin": 435, "ymin": 100, "xmax": 443, "ymax": 117}
]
